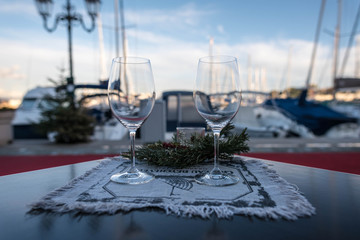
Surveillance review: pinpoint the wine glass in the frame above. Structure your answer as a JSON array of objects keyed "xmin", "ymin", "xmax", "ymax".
[
  {"xmin": 193, "ymin": 55, "xmax": 241, "ymax": 186},
  {"xmin": 108, "ymin": 57, "xmax": 156, "ymax": 184}
]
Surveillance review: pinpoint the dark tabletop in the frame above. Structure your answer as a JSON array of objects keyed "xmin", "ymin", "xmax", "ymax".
[{"xmin": 1, "ymin": 159, "xmax": 360, "ymax": 240}]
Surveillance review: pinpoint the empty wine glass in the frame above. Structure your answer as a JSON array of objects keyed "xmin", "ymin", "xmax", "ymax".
[
  {"xmin": 193, "ymin": 55, "xmax": 241, "ymax": 186},
  {"xmin": 108, "ymin": 57, "xmax": 156, "ymax": 184}
]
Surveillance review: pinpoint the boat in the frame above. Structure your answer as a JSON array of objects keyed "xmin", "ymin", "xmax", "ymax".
[
  {"xmin": 263, "ymin": 95, "xmax": 357, "ymax": 136},
  {"xmin": 232, "ymin": 91, "xmax": 290, "ymax": 138},
  {"xmin": 162, "ymin": 91, "xmax": 206, "ymax": 132},
  {"xmin": 12, "ymin": 87, "xmax": 56, "ymax": 139},
  {"xmin": 161, "ymin": 90, "xmax": 306, "ymax": 138},
  {"xmin": 262, "ymin": 0, "xmax": 359, "ymax": 137},
  {"xmin": 11, "ymin": 86, "xmax": 128, "ymax": 140}
]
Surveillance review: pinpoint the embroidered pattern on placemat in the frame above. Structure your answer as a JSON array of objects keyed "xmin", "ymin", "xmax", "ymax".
[{"xmin": 30, "ymin": 157, "xmax": 315, "ymax": 220}]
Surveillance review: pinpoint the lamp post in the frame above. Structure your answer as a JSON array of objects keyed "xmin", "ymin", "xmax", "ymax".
[{"xmin": 34, "ymin": 0, "xmax": 101, "ymax": 103}]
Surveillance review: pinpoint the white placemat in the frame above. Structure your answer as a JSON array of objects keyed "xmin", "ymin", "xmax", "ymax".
[{"xmin": 30, "ymin": 156, "xmax": 315, "ymax": 220}]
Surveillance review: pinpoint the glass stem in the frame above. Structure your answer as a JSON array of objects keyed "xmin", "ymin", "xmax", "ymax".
[
  {"xmin": 129, "ymin": 130, "xmax": 136, "ymax": 170},
  {"xmin": 211, "ymin": 130, "xmax": 222, "ymax": 175}
]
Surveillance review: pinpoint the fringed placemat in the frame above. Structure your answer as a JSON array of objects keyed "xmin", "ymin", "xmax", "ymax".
[{"xmin": 30, "ymin": 156, "xmax": 315, "ymax": 220}]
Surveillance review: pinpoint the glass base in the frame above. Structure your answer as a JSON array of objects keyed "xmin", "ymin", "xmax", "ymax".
[
  {"xmin": 195, "ymin": 172, "xmax": 239, "ymax": 187},
  {"xmin": 110, "ymin": 169, "xmax": 154, "ymax": 185}
]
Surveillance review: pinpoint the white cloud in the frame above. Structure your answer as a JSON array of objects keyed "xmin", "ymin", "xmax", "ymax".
[
  {"xmin": 0, "ymin": 1, "xmax": 37, "ymax": 16},
  {"xmin": 2, "ymin": 31, "xmax": 356, "ymax": 99},
  {"xmin": 0, "ymin": 65, "xmax": 26, "ymax": 80},
  {"xmin": 217, "ymin": 25, "xmax": 225, "ymax": 34},
  {"xmin": 0, "ymin": 88, "xmax": 23, "ymax": 99},
  {"xmin": 126, "ymin": 29, "xmax": 175, "ymax": 45},
  {"xmin": 125, "ymin": 3, "xmax": 210, "ymax": 28},
  {"xmin": 1, "ymin": 2, "xmax": 358, "ymax": 100},
  {"xmin": 99, "ymin": 2, "xmax": 214, "ymax": 45}
]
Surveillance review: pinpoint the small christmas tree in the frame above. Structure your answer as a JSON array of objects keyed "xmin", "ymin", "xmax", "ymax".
[{"xmin": 37, "ymin": 69, "xmax": 95, "ymax": 143}]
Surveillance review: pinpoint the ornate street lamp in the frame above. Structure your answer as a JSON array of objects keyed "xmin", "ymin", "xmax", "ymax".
[{"xmin": 34, "ymin": 0, "xmax": 101, "ymax": 102}]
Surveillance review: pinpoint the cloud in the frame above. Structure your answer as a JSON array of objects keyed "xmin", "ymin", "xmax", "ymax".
[
  {"xmin": 125, "ymin": 3, "xmax": 211, "ymax": 28},
  {"xmin": 0, "ymin": 65, "xmax": 26, "ymax": 80},
  {"xmin": 98, "ymin": 3, "xmax": 342, "ymax": 91},
  {"xmin": 228, "ymin": 39, "xmax": 334, "ymax": 90},
  {"xmin": 1, "ymin": 1, "xmax": 358, "ymax": 100},
  {"xmin": 1, "ymin": 31, "xmax": 352, "ymax": 99},
  {"xmin": 0, "ymin": 1, "xmax": 37, "ymax": 16},
  {"xmin": 100, "ymin": 2, "xmax": 214, "ymax": 44},
  {"xmin": 122, "ymin": 28, "xmax": 336, "ymax": 93},
  {"xmin": 217, "ymin": 25, "xmax": 225, "ymax": 34},
  {"xmin": 126, "ymin": 29, "xmax": 175, "ymax": 45}
]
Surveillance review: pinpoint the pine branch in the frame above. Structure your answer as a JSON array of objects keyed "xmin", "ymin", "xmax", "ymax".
[{"xmin": 122, "ymin": 123, "xmax": 249, "ymax": 168}]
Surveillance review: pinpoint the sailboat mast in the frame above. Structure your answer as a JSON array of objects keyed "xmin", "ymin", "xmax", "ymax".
[
  {"xmin": 305, "ymin": 0, "xmax": 326, "ymax": 90},
  {"xmin": 97, "ymin": 13, "xmax": 107, "ymax": 81},
  {"xmin": 338, "ymin": 2, "xmax": 360, "ymax": 77},
  {"xmin": 118, "ymin": 0, "xmax": 129, "ymax": 97},
  {"xmin": 209, "ymin": 37, "xmax": 214, "ymax": 92},
  {"xmin": 356, "ymin": 36, "xmax": 360, "ymax": 77},
  {"xmin": 114, "ymin": 0, "xmax": 120, "ymax": 57},
  {"xmin": 209, "ymin": 37, "xmax": 214, "ymax": 57},
  {"xmin": 261, "ymin": 68, "xmax": 267, "ymax": 92},
  {"xmin": 332, "ymin": 0, "xmax": 342, "ymax": 99},
  {"xmin": 120, "ymin": 0, "xmax": 127, "ymax": 58},
  {"xmin": 285, "ymin": 46, "xmax": 292, "ymax": 94},
  {"xmin": 298, "ymin": 0, "xmax": 326, "ymax": 106},
  {"xmin": 247, "ymin": 55, "xmax": 252, "ymax": 91}
]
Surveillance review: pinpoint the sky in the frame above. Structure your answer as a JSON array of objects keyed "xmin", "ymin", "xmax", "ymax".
[{"xmin": 1, "ymin": 0, "xmax": 360, "ymax": 101}]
